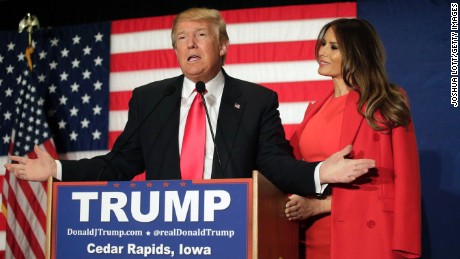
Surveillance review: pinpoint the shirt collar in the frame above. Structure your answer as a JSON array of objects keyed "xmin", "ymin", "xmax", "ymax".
[{"xmin": 182, "ymin": 70, "xmax": 225, "ymax": 98}]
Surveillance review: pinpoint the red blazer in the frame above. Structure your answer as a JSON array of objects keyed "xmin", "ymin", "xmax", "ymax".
[{"xmin": 290, "ymin": 90, "xmax": 421, "ymax": 258}]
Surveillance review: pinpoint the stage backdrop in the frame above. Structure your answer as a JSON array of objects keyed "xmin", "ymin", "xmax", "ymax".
[
  {"xmin": 0, "ymin": 3, "xmax": 354, "ymax": 258},
  {"xmin": 0, "ymin": 1, "xmax": 457, "ymax": 258}
]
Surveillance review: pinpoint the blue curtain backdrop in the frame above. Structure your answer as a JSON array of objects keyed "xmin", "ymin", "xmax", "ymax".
[{"xmin": 359, "ymin": 0, "xmax": 458, "ymax": 258}]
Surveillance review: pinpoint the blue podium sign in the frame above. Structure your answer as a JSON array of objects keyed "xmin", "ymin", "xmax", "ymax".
[{"xmin": 50, "ymin": 179, "xmax": 253, "ymax": 258}]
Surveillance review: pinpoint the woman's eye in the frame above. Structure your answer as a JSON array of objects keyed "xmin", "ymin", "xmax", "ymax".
[{"xmin": 331, "ymin": 45, "xmax": 339, "ymax": 50}]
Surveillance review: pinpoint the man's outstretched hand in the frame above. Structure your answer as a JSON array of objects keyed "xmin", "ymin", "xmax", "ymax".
[
  {"xmin": 4, "ymin": 144, "xmax": 57, "ymax": 182},
  {"xmin": 320, "ymin": 145, "xmax": 375, "ymax": 184}
]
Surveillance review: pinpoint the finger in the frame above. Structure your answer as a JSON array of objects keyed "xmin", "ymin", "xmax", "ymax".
[
  {"xmin": 34, "ymin": 144, "xmax": 45, "ymax": 157},
  {"xmin": 286, "ymin": 212, "xmax": 298, "ymax": 220},
  {"xmin": 6, "ymin": 164, "xmax": 22, "ymax": 173},
  {"xmin": 347, "ymin": 175, "xmax": 356, "ymax": 182},
  {"xmin": 9, "ymin": 155, "xmax": 28, "ymax": 164},
  {"xmin": 12, "ymin": 168, "xmax": 23, "ymax": 178},
  {"xmin": 285, "ymin": 207, "xmax": 297, "ymax": 214},
  {"xmin": 286, "ymin": 213, "xmax": 295, "ymax": 220},
  {"xmin": 352, "ymin": 167, "xmax": 369, "ymax": 176},
  {"xmin": 352, "ymin": 163, "xmax": 376, "ymax": 177},
  {"xmin": 285, "ymin": 207, "xmax": 295, "ymax": 214},
  {"xmin": 336, "ymin": 144, "xmax": 352, "ymax": 157},
  {"xmin": 354, "ymin": 159, "xmax": 376, "ymax": 168},
  {"xmin": 286, "ymin": 201, "xmax": 295, "ymax": 207},
  {"xmin": 288, "ymin": 194, "xmax": 300, "ymax": 201}
]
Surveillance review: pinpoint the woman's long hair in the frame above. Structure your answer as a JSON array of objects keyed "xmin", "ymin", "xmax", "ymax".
[{"xmin": 315, "ymin": 18, "xmax": 411, "ymax": 131}]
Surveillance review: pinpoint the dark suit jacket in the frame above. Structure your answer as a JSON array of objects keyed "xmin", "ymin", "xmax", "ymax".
[{"xmin": 61, "ymin": 69, "xmax": 319, "ymax": 195}]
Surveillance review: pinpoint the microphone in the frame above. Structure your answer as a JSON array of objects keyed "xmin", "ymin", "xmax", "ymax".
[
  {"xmin": 195, "ymin": 81, "xmax": 224, "ymax": 178},
  {"xmin": 96, "ymin": 85, "xmax": 176, "ymax": 181}
]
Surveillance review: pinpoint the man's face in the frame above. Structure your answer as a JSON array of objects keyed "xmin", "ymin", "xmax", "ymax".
[{"xmin": 174, "ymin": 20, "xmax": 228, "ymax": 83}]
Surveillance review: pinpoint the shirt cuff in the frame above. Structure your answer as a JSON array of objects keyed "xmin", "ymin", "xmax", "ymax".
[
  {"xmin": 56, "ymin": 160, "xmax": 62, "ymax": 181},
  {"xmin": 314, "ymin": 162, "xmax": 328, "ymax": 195}
]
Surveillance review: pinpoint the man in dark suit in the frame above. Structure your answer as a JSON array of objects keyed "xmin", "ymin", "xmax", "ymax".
[{"xmin": 5, "ymin": 7, "xmax": 374, "ymax": 196}]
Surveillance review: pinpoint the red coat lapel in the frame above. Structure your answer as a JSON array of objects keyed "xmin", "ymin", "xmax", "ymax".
[{"xmin": 339, "ymin": 90, "xmax": 365, "ymax": 151}]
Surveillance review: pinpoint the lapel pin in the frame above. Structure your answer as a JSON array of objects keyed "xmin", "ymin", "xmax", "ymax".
[{"xmin": 234, "ymin": 103, "xmax": 240, "ymax": 109}]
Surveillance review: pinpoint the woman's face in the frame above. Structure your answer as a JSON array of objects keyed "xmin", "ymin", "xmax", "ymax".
[{"xmin": 317, "ymin": 27, "xmax": 342, "ymax": 79}]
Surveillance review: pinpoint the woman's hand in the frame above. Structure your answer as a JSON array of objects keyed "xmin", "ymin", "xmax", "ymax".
[{"xmin": 285, "ymin": 194, "xmax": 331, "ymax": 221}]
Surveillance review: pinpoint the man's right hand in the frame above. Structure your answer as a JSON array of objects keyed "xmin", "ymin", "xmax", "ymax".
[{"xmin": 4, "ymin": 144, "xmax": 57, "ymax": 182}]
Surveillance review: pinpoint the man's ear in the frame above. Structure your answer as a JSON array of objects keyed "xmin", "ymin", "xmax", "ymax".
[{"xmin": 219, "ymin": 41, "xmax": 228, "ymax": 56}]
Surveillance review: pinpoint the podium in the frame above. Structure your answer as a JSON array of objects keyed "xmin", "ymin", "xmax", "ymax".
[{"xmin": 46, "ymin": 171, "xmax": 298, "ymax": 258}]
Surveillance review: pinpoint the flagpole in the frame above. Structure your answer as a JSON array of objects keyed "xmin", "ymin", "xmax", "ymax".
[{"xmin": 10, "ymin": 14, "xmax": 40, "ymax": 157}]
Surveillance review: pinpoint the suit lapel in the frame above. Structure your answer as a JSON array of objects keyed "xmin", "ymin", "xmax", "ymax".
[
  {"xmin": 160, "ymin": 76, "xmax": 183, "ymax": 126},
  {"xmin": 339, "ymin": 90, "xmax": 365, "ymax": 150},
  {"xmin": 213, "ymin": 74, "xmax": 244, "ymax": 177},
  {"xmin": 154, "ymin": 76, "xmax": 183, "ymax": 177}
]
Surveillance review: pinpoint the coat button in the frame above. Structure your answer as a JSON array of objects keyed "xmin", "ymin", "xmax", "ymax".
[
  {"xmin": 367, "ymin": 220, "xmax": 376, "ymax": 228},
  {"xmin": 373, "ymin": 133, "xmax": 380, "ymax": 141}
]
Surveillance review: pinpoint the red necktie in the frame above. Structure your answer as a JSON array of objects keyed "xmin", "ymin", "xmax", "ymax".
[{"xmin": 181, "ymin": 91, "xmax": 206, "ymax": 179}]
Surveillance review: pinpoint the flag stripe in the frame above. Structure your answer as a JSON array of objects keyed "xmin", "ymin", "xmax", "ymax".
[
  {"xmin": 110, "ymin": 3, "xmax": 356, "ymax": 34},
  {"xmin": 5, "ymin": 226, "xmax": 24, "ymax": 258},
  {"xmin": 111, "ymin": 40, "xmax": 318, "ymax": 72},
  {"xmin": 109, "ymin": 61, "xmax": 329, "ymax": 92},
  {"xmin": 261, "ymin": 80, "xmax": 333, "ymax": 102},
  {"xmin": 5, "ymin": 172, "xmax": 45, "ymax": 258},
  {"xmin": 109, "ymin": 80, "xmax": 333, "ymax": 111},
  {"xmin": 226, "ymin": 41, "xmax": 318, "ymax": 64},
  {"xmin": 220, "ymin": 3, "xmax": 356, "ymax": 23},
  {"xmin": 110, "ymin": 18, "xmax": 345, "ymax": 55}
]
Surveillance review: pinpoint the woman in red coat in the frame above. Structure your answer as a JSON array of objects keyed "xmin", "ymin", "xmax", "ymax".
[{"xmin": 285, "ymin": 18, "xmax": 421, "ymax": 259}]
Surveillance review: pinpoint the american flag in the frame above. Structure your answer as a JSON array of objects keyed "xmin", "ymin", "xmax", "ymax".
[
  {"xmin": 0, "ymin": 23, "xmax": 110, "ymax": 258},
  {"xmin": 0, "ymin": 45, "xmax": 57, "ymax": 258},
  {"xmin": 0, "ymin": 2, "xmax": 355, "ymax": 257}
]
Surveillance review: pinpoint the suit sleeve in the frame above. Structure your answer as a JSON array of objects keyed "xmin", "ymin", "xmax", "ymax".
[
  {"xmin": 255, "ymin": 90, "xmax": 319, "ymax": 195},
  {"xmin": 62, "ymin": 87, "xmax": 146, "ymax": 181},
  {"xmin": 391, "ymin": 120, "xmax": 422, "ymax": 258}
]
